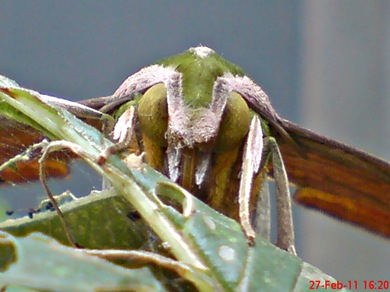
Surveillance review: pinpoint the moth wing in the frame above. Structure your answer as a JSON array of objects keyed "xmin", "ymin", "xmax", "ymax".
[
  {"xmin": 275, "ymin": 119, "xmax": 390, "ymax": 238},
  {"xmin": 0, "ymin": 118, "xmax": 71, "ymax": 183}
]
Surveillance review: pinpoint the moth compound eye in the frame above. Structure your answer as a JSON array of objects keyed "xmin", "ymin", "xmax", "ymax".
[
  {"xmin": 138, "ymin": 83, "xmax": 168, "ymax": 147},
  {"xmin": 214, "ymin": 92, "xmax": 251, "ymax": 152}
]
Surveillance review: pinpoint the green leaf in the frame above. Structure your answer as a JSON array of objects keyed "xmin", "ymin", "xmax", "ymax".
[
  {"xmin": 0, "ymin": 190, "xmax": 148, "ymax": 249},
  {"xmin": 0, "ymin": 231, "xmax": 166, "ymax": 291}
]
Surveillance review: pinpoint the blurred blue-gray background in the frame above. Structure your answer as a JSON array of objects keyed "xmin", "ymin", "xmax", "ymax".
[{"xmin": 1, "ymin": 1, "xmax": 389, "ymax": 288}]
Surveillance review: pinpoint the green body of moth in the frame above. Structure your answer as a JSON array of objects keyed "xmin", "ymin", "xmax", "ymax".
[
  {"xmin": 110, "ymin": 46, "xmax": 278, "ymax": 221},
  {"xmin": 53, "ymin": 46, "xmax": 297, "ymax": 250}
]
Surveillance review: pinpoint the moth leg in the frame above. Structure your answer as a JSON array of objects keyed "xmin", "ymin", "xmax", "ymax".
[
  {"xmin": 252, "ymin": 170, "xmax": 271, "ymax": 241},
  {"xmin": 266, "ymin": 137, "xmax": 296, "ymax": 255},
  {"xmin": 99, "ymin": 106, "xmax": 137, "ymax": 160},
  {"xmin": 97, "ymin": 105, "xmax": 141, "ymax": 190},
  {"xmin": 238, "ymin": 116, "xmax": 263, "ymax": 245}
]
